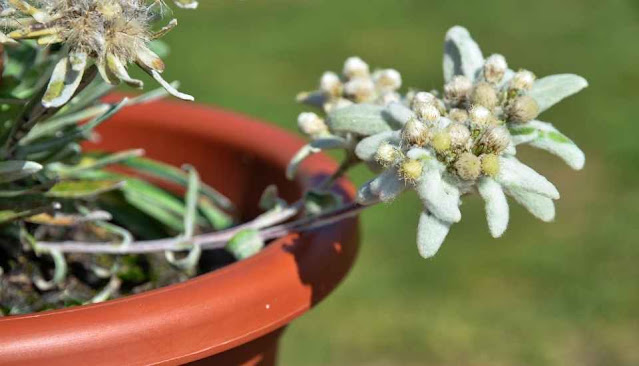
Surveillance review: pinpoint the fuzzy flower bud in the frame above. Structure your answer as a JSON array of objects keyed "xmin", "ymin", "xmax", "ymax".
[
  {"xmin": 297, "ymin": 112, "xmax": 327, "ymax": 136},
  {"xmin": 454, "ymin": 152, "xmax": 482, "ymax": 181},
  {"xmin": 344, "ymin": 78, "xmax": 375, "ymax": 103},
  {"xmin": 448, "ymin": 108, "xmax": 469, "ymax": 123},
  {"xmin": 480, "ymin": 154, "xmax": 500, "ymax": 177},
  {"xmin": 399, "ymin": 159, "xmax": 423, "ymax": 183},
  {"xmin": 431, "ymin": 131, "xmax": 452, "ymax": 153},
  {"xmin": 444, "ymin": 75, "xmax": 472, "ymax": 105},
  {"xmin": 373, "ymin": 69, "xmax": 402, "ymax": 92},
  {"xmin": 471, "ymin": 82, "xmax": 498, "ymax": 109},
  {"xmin": 375, "ymin": 142, "xmax": 401, "ymax": 167},
  {"xmin": 401, "ymin": 118, "xmax": 429, "ymax": 146},
  {"xmin": 319, "ymin": 71, "xmax": 342, "ymax": 97},
  {"xmin": 510, "ymin": 69, "xmax": 536, "ymax": 91},
  {"xmin": 469, "ymin": 105, "xmax": 492, "ymax": 126},
  {"xmin": 447, "ymin": 123, "xmax": 471, "ymax": 149},
  {"xmin": 477, "ymin": 126, "xmax": 511, "ymax": 154},
  {"xmin": 483, "ymin": 54, "xmax": 508, "ymax": 84},
  {"xmin": 411, "ymin": 91, "xmax": 437, "ymax": 111},
  {"xmin": 416, "ymin": 104, "xmax": 441, "ymax": 123},
  {"xmin": 343, "ymin": 56, "xmax": 370, "ymax": 79},
  {"xmin": 507, "ymin": 95, "xmax": 540, "ymax": 123}
]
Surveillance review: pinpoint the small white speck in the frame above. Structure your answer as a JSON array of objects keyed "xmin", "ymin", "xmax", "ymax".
[{"xmin": 265, "ymin": 304, "xmax": 270, "ymax": 309}]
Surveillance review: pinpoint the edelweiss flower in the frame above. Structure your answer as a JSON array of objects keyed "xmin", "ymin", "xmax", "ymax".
[
  {"xmin": 287, "ymin": 57, "xmax": 404, "ymax": 179},
  {"xmin": 0, "ymin": 0, "xmax": 194, "ymax": 107},
  {"xmin": 352, "ymin": 26, "xmax": 588, "ymax": 258},
  {"xmin": 296, "ymin": 56, "xmax": 402, "ymax": 113}
]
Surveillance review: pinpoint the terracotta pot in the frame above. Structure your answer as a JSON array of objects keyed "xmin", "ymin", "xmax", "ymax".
[{"xmin": 0, "ymin": 99, "xmax": 359, "ymax": 365}]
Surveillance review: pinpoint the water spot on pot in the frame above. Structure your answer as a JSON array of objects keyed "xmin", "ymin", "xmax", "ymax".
[
  {"xmin": 332, "ymin": 242, "xmax": 343, "ymax": 254},
  {"xmin": 265, "ymin": 304, "xmax": 271, "ymax": 309}
]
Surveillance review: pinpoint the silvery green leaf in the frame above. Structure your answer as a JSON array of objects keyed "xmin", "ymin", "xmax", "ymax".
[
  {"xmin": 496, "ymin": 157, "xmax": 560, "ymax": 199},
  {"xmin": 528, "ymin": 74, "xmax": 588, "ymax": 113},
  {"xmin": 369, "ymin": 167, "xmax": 405, "ymax": 202},
  {"xmin": 42, "ymin": 52, "xmax": 87, "ymax": 108},
  {"xmin": 443, "ymin": 26, "xmax": 484, "ymax": 83},
  {"xmin": 385, "ymin": 102, "xmax": 415, "ymax": 126},
  {"xmin": 503, "ymin": 143, "xmax": 517, "ymax": 156},
  {"xmin": 416, "ymin": 167, "xmax": 462, "ymax": 223},
  {"xmin": 356, "ymin": 180, "xmax": 379, "ymax": 205},
  {"xmin": 354, "ymin": 131, "xmax": 399, "ymax": 162},
  {"xmin": 0, "ymin": 160, "xmax": 42, "ymax": 183},
  {"xmin": 226, "ymin": 229, "xmax": 264, "ymax": 260},
  {"xmin": 478, "ymin": 177, "xmax": 509, "ymax": 238},
  {"xmin": 326, "ymin": 104, "xmax": 399, "ymax": 136},
  {"xmin": 504, "ymin": 186, "xmax": 555, "ymax": 222},
  {"xmin": 523, "ymin": 120, "xmax": 585, "ymax": 170},
  {"xmin": 417, "ymin": 211, "xmax": 452, "ymax": 258},
  {"xmin": 286, "ymin": 137, "xmax": 348, "ymax": 179}
]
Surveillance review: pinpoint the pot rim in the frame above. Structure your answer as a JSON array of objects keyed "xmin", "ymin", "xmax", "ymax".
[{"xmin": 0, "ymin": 98, "xmax": 359, "ymax": 366}]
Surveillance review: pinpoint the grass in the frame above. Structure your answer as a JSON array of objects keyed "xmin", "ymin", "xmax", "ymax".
[{"xmin": 159, "ymin": 0, "xmax": 639, "ymax": 364}]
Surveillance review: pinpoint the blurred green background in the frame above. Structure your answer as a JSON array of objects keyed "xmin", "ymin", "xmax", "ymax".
[{"xmin": 158, "ymin": 1, "xmax": 638, "ymax": 365}]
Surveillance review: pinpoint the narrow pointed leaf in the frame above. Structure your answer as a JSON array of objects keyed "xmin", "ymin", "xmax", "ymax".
[
  {"xmin": 0, "ymin": 160, "xmax": 42, "ymax": 183},
  {"xmin": 385, "ymin": 102, "xmax": 415, "ymax": 125},
  {"xmin": 46, "ymin": 180, "xmax": 125, "ymax": 199}
]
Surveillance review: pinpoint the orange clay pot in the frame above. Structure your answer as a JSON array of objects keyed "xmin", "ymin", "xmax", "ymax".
[{"xmin": 0, "ymin": 98, "xmax": 359, "ymax": 365}]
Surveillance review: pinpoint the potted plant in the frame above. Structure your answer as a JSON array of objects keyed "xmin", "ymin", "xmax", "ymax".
[{"xmin": 0, "ymin": 1, "xmax": 587, "ymax": 365}]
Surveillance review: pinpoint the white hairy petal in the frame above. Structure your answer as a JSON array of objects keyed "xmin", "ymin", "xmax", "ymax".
[
  {"xmin": 355, "ymin": 131, "xmax": 400, "ymax": 162},
  {"xmin": 496, "ymin": 157, "xmax": 560, "ymax": 199},
  {"xmin": 416, "ymin": 165, "xmax": 462, "ymax": 223},
  {"xmin": 505, "ymin": 186, "xmax": 556, "ymax": 222},
  {"xmin": 369, "ymin": 167, "xmax": 405, "ymax": 202},
  {"xmin": 528, "ymin": 74, "xmax": 588, "ymax": 113},
  {"xmin": 357, "ymin": 180, "xmax": 380, "ymax": 206},
  {"xmin": 385, "ymin": 102, "xmax": 416, "ymax": 126},
  {"xmin": 478, "ymin": 177, "xmax": 509, "ymax": 238},
  {"xmin": 417, "ymin": 211, "xmax": 452, "ymax": 258},
  {"xmin": 524, "ymin": 120, "xmax": 585, "ymax": 170},
  {"xmin": 443, "ymin": 26, "xmax": 484, "ymax": 83}
]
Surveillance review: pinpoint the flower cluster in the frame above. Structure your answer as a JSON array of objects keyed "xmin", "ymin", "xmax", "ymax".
[
  {"xmin": 0, "ymin": 0, "xmax": 195, "ymax": 107},
  {"xmin": 288, "ymin": 57, "xmax": 404, "ymax": 179},
  {"xmin": 338, "ymin": 26, "xmax": 588, "ymax": 258}
]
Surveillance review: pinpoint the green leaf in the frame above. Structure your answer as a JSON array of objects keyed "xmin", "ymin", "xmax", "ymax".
[
  {"xmin": 326, "ymin": 104, "xmax": 399, "ymax": 136},
  {"xmin": 0, "ymin": 160, "xmax": 42, "ymax": 183},
  {"xmin": 46, "ymin": 180, "xmax": 125, "ymax": 199},
  {"xmin": 226, "ymin": 229, "xmax": 264, "ymax": 260},
  {"xmin": 118, "ymin": 156, "xmax": 235, "ymax": 212}
]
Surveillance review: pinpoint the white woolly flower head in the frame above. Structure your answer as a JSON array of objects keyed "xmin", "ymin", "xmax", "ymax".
[
  {"xmin": 373, "ymin": 68, "xmax": 402, "ymax": 92},
  {"xmin": 297, "ymin": 112, "xmax": 327, "ymax": 137},
  {"xmin": 483, "ymin": 54, "xmax": 508, "ymax": 84},
  {"xmin": 343, "ymin": 56, "xmax": 370, "ymax": 79}
]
